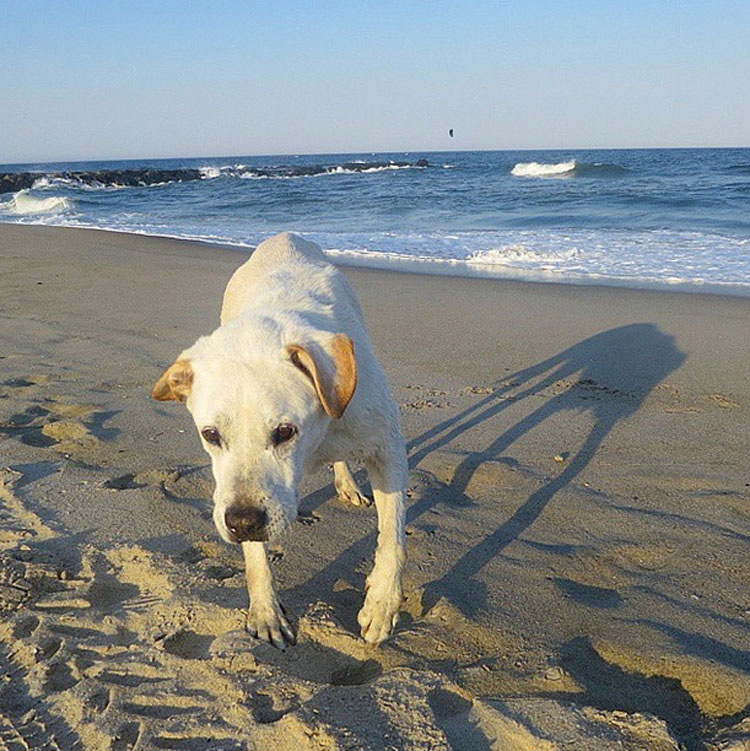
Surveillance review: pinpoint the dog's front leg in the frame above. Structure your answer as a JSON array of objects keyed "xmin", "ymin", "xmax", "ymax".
[
  {"xmin": 242, "ymin": 541, "xmax": 296, "ymax": 649},
  {"xmin": 358, "ymin": 448, "xmax": 407, "ymax": 644},
  {"xmin": 333, "ymin": 461, "xmax": 372, "ymax": 507}
]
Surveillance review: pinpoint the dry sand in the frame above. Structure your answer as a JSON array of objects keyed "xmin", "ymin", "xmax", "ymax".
[{"xmin": 1, "ymin": 224, "xmax": 749, "ymax": 750}]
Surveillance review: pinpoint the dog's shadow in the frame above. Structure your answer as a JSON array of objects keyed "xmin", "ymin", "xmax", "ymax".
[{"xmin": 291, "ymin": 322, "xmax": 685, "ymax": 630}]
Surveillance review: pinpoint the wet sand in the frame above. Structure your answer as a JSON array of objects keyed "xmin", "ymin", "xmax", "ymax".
[{"xmin": 1, "ymin": 224, "xmax": 749, "ymax": 750}]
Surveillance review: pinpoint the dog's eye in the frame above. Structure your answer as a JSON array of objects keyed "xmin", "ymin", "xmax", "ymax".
[
  {"xmin": 272, "ymin": 423, "xmax": 297, "ymax": 445},
  {"xmin": 201, "ymin": 427, "xmax": 222, "ymax": 446}
]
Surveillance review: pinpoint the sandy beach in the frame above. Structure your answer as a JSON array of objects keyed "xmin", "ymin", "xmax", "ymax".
[{"xmin": 1, "ymin": 223, "xmax": 749, "ymax": 750}]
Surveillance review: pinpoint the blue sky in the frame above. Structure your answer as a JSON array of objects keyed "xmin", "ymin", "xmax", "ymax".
[{"xmin": 2, "ymin": 1, "xmax": 749, "ymax": 162}]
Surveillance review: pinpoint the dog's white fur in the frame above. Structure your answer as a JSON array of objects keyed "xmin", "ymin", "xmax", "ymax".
[{"xmin": 153, "ymin": 232, "xmax": 407, "ymax": 647}]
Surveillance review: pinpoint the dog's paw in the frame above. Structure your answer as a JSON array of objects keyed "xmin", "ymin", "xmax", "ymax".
[
  {"xmin": 246, "ymin": 597, "xmax": 296, "ymax": 650},
  {"xmin": 358, "ymin": 577, "xmax": 403, "ymax": 645},
  {"xmin": 336, "ymin": 483, "xmax": 373, "ymax": 507},
  {"xmin": 333, "ymin": 463, "xmax": 373, "ymax": 507}
]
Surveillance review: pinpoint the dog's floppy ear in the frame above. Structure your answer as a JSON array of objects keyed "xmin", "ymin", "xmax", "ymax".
[
  {"xmin": 152, "ymin": 359, "xmax": 194, "ymax": 402},
  {"xmin": 287, "ymin": 334, "xmax": 357, "ymax": 419}
]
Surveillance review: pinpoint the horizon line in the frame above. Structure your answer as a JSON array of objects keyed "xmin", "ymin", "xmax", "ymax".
[{"xmin": 2, "ymin": 144, "xmax": 749, "ymax": 167}]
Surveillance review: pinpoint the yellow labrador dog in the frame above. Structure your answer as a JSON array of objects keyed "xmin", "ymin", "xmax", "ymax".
[{"xmin": 153, "ymin": 232, "xmax": 406, "ymax": 649}]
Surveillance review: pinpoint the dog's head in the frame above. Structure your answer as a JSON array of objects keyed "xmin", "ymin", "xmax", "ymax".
[{"xmin": 152, "ymin": 329, "xmax": 356, "ymax": 544}]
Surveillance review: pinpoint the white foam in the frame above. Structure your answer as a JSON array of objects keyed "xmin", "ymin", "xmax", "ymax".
[
  {"xmin": 468, "ymin": 244, "xmax": 582, "ymax": 268},
  {"xmin": 234, "ymin": 163, "xmax": 420, "ymax": 179},
  {"xmin": 3, "ymin": 213, "xmax": 749, "ymax": 298},
  {"xmin": 200, "ymin": 164, "xmax": 250, "ymax": 179},
  {"xmin": 194, "ymin": 162, "xmax": 424, "ymax": 181},
  {"xmin": 1, "ymin": 190, "xmax": 72, "ymax": 215},
  {"xmin": 31, "ymin": 175, "xmax": 109, "ymax": 191},
  {"xmin": 322, "ymin": 246, "xmax": 750, "ymax": 296},
  {"xmin": 511, "ymin": 160, "xmax": 576, "ymax": 177},
  {"xmin": 331, "ymin": 164, "xmax": 411, "ymax": 175}
]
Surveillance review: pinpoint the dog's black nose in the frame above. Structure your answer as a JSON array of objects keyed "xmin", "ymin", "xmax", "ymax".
[{"xmin": 225, "ymin": 505, "xmax": 268, "ymax": 542}]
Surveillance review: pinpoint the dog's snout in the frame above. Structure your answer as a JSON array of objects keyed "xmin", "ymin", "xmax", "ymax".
[{"xmin": 225, "ymin": 505, "xmax": 268, "ymax": 543}]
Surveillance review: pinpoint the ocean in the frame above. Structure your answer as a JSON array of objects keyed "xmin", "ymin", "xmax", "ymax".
[{"xmin": 1, "ymin": 148, "xmax": 749, "ymax": 295}]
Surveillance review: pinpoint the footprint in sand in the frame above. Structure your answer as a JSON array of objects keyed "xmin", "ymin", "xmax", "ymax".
[
  {"xmin": 402, "ymin": 398, "xmax": 452, "ymax": 410},
  {"xmin": 2, "ymin": 377, "xmax": 37, "ymax": 388},
  {"xmin": 0, "ymin": 378, "xmax": 118, "ymax": 459},
  {"xmin": 709, "ymin": 393, "xmax": 740, "ymax": 409},
  {"xmin": 94, "ymin": 666, "xmax": 170, "ymax": 688},
  {"xmin": 121, "ymin": 701, "xmax": 204, "ymax": 720},
  {"xmin": 35, "ymin": 636, "xmax": 62, "ymax": 662},
  {"xmin": 150, "ymin": 735, "xmax": 240, "ymax": 750},
  {"xmin": 297, "ymin": 511, "xmax": 320, "ymax": 526},
  {"xmin": 88, "ymin": 687, "xmax": 111, "ymax": 712},
  {"xmin": 42, "ymin": 658, "xmax": 79, "ymax": 693},
  {"xmin": 111, "ymin": 721, "xmax": 141, "ymax": 751},
  {"xmin": 102, "ymin": 473, "xmax": 148, "ymax": 491},
  {"xmin": 41, "ymin": 420, "xmax": 99, "ymax": 452},
  {"xmin": 0, "ymin": 405, "xmax": 58, "ymax": 448},
  {"xmin": 161, "ymin": 629, "xmax": 215, "ymax": 660},
  {"xmin": 249, "ymin": 691, "xmax": 288, "ymax": 724},
  {"xmin": 0, "ymin": 375, "xmax": 54, "ymax": 396},
  {"xmin": 13, "ymin": 614, "xmax": 40, "ymax": 638}
]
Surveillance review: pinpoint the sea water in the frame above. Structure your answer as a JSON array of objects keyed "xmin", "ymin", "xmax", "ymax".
[{"xmin": 1, "ymin": 148, "xmax": 749, "ymax": 295}]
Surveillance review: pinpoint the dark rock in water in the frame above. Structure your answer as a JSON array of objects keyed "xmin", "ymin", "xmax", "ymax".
[
  {"xmin": 54, "ymin": 168, "xmax": 204, "ymax": 188},
  {"xmin": 0, "ymin": 173, "xmax": 37, "ymax": 193},
  {"xmin": 243, "ymin": 160, "xmax": 429, "ymax": 178},
  {"xmin": 0, "ymin": 160, "xmax": 429, "ymax": 194},
  {"xmin": 0, "ymin": 168, "xmax": 204, "ymax": 193},
  {"xmin": 70, "ymin": 168, "xmax": 204, "ymax": 187}
]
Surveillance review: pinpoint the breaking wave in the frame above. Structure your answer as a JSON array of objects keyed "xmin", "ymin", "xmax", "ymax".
[
  {"xmin": 512, "ymin": 160, "xmax": 576, "ymax": 177},
  {"xmin": 511, "ymin": 160, "xmax": 629, "ymax": 178},
  {"xmin": 1, "ymin": 189, "xmax": 72, "ymax": 215}
]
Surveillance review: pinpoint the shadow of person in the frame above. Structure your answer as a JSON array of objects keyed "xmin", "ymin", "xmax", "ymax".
[
  {"xmin": 410, "ymin": 323, "xmax": 686, "ymax": 615},
  {"xmin": 288, "ymin": 323, "xmax": 685, "ymax": 633}
]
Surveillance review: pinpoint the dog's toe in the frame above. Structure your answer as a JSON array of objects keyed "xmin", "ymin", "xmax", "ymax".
[
  {"xmin": 358, "ymin": 584, "xmax": 402, "ymax": 645},
  {"xmin": 246, "ymin": 599, "xmax": 296, "ymax": 650},
  {"xmin": 277, "ymin": 613, "xmax": 297, "ymax": 647},
  {"xmin": 359, "ymin": 607, "xmax": 400, "ymax": 645},
  {"xmin": 267, "ymin": 626, "xmax": 288, "ymax": 651}
]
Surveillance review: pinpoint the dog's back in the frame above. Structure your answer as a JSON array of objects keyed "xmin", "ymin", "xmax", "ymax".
[{"xmin": 220, "ymin": 232, "xmax": 361, "ymax": 327}]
